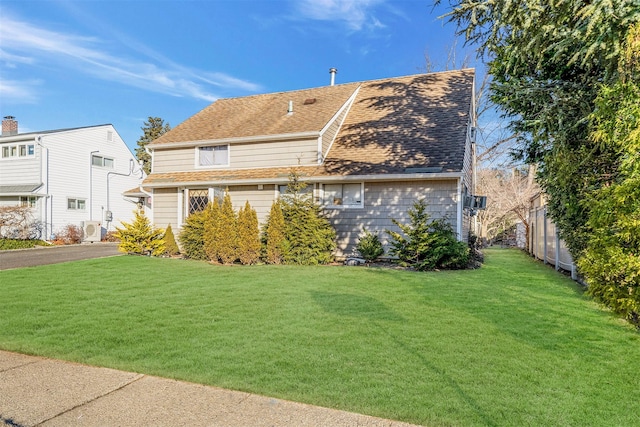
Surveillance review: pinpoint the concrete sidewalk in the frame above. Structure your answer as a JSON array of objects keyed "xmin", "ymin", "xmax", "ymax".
[{"xmin": 0, "ymin": 351, "xmax": 420, "ymax": 427}]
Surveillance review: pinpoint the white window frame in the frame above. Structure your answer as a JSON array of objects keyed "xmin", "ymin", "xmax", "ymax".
[
  {"xmin": 1, "ymin": 143, "xmax": 35, "ymax": 160},
  {"xmin": 67, "ymin": 198, "xmax": 86, "ymax": 211},
  {"xmin": 196, "ymin": 144, "xmax": 229, "ymax": 168},
  {"xmin": 91, "ymin": 154, "xmax": 114, "ymax": 169},
  {"xmin": 322, "ymin": 182, "xmax": 364, "ymax": 209},
  {"xmin": 19, "ymin": 196, "xmax": 37, "ymax": 208}
]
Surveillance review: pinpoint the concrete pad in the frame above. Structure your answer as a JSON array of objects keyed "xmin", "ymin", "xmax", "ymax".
[
  {"xmin": 0, "ymin": 355, "xmax": 141, "ymax": 426},
  {"xmin": 0, "ymin": 350, "xmax": 41, "ymax": 371}
]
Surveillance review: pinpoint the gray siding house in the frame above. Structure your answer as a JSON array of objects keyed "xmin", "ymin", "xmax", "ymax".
[
  {"xmin": 143, "ymin": 69, "xmax": 477, "ymax": 257},
  {"xmin": 0, "ymin": 118, "xmax": 145, "ymax": 240}
]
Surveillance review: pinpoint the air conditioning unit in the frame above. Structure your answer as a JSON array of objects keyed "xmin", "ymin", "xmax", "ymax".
[{"xmin": 83, "ymin": 221, "xmax": 101, "ymax": 242}]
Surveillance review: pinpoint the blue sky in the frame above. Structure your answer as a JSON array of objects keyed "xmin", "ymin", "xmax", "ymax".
[{"xmin": 0, "ymin": 0, "xmax": 479, "ymax": 154}]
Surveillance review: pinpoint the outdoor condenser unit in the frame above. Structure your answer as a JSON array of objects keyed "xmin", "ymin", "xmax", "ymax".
[{"xmin": 83, "ymin": 221, "xmax": 101, "ymax": 243}]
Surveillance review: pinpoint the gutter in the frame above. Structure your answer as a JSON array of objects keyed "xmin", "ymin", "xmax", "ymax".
[{"xmin": 141, "ymin": 171, "xmax": 465, "ymax": 189}]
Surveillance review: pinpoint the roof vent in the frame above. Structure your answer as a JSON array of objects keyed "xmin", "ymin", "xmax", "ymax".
[
  {"xmin": 329, "ymin": 68, "xmax": 337, "ymax": 86},
  {"xmin": 287, "ymin": 100, "xmax": 293, "ymax": 114},
  {"xmin": 304, "ymin": 98, "xmax": 317, "ymax": 105}
]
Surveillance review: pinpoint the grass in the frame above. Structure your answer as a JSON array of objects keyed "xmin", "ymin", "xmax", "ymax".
[{"xmin": 1, "ymin": 249, "xmax": 639, "ymax": 426}]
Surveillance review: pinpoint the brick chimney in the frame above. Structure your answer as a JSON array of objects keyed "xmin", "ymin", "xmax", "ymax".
[{"xmin": 2, "ymin": 116, "xmax": 18, "ymax": 136}]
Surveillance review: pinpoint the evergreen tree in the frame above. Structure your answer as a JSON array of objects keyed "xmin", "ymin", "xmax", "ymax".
[
  {"xmin": 356, "ymin": 228, "xmax": 384, "ymax": 262},
  {"xmin": 135, "ymin": 117, "xmax": 170, "ymax": 175},
  {"xmin": 178, "ymin": 209, "xmax": 209, "ymax": 260},
  {"xmin": 163, "ymin": 224, "xmax": 180, "ymax": 256},
  {"xmin": 115, "ymin": 210, "xmax": 165, "ymax": 256},
  {"xmin": 237, "ymin": 200, "xmax": 261, "ymax": 265},
  {"xmin": 281, "ymin": 171, "xmax": 336, "ymax": 265},
  {"xmin": 203, "ymin": 200, "xmax": 222, "ymax": 263},
  {"xmin": 263, "ymin": 200, "xmax": 287, "ymax": 264},
  {"xmin": 386, "ymin": 199, "xmax": 469, "ymax": 270},
  {"xmin": 217, "ymin": 191, "xmax": 238, "ymax": 264}
]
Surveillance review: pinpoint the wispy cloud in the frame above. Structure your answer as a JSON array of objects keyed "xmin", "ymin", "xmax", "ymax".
[
  {"xmin": 293, "ymin": 0, "xmax": 387, "ymax": 32},
  {"xmin": 0, "ymin": 14, "xmax": 261, "ymax": 102},
  {"xmin": 0, "ymin": 79, "xmax": 41, "ymax": 104}
]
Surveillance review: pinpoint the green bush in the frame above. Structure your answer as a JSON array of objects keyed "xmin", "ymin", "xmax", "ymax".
[
  {"xmin": 386, "ymin": 199, "xmax": 469, "ymax": 270},
  {"xmin": 115, "ymin": 210, "xmax": 165, "ymax": 256},
  {"xmin": 178, "ymin": 208, "xmax": 210, "ymax": 260},
  {"xmin": 280, "ymin": 172, "xmax": 336, "ymax": 265},
  {"xmin": 217, "ymin": 192, "xmax": 238, "ymax": 265},
  {"xmin": 356, "ymin": 229, "xmax": 384, "ymax": 262},
  {"xmin": 262, "ymin": 201, "xmax": 287, "ymax": 264},
  {"xmin": 237, "ymin": 201, "xmax": 260, "ymax": 265},
  {"xmin": 203, "ymin": 200, "xmax": 222, "ymax": 263},
  {"xmin": 163, "ymin": 224, "xmax": 180, "ymax": 256}
]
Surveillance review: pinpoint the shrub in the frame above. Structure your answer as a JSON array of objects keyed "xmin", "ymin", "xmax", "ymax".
[
  {"xmin": 280, "ymin": 171, "xmax": 336, "ymax": 265},
  {"xmin": 179, "ymin": 207, "xmax": 210, "ymax": 260},
  {"xmin": 217, "ymin": 191, "xmax": 239, "ymax": 265},
  {"xmin": 0, "ymin": 206, "xmax": 42, "ymax": 239},
  {"xmin": 163, "ymin": 224, "xmax": 180, "ymax": 256},
  {"xmin": 386, "ymin": 199, "xmax": 469, "ymax": 270},
  {"xmin": 115, "ymin": 210, "xmax": 165, "ymax": 256},
  {"xmin": 203, "ymin": 200, "xmax": 222, "ymax": 263},
  {"xmin": 237, "ymin": 201, "xmax": 260, "ymax": 265},
  {"xmin": 262, "ymin": 200, "xmax": 287, "ymax": 264},
  {"xmin": 356, "ymin": 228, "xmax": 384, "ymax": 262},
  {"xmin": 55, "ymin": 224, "xmax": 84, "ymax": 245},
  {"xmin": 0, "ymin": 239, "xmax": 50, "ymax": 250}
]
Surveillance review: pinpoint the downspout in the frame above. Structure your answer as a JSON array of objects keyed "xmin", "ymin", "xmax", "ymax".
[
  {"xmin": 457, "ymin": 177, "xmax": 463, "ymax": 240},
  {"xmin": 35, "ymin": 136, "xmax": 52, "ymax": 240}
]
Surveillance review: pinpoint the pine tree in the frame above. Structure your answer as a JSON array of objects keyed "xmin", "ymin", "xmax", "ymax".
[
  {"xmin": 217, "ymin": 191, "xmax": 238, "ymax": 264},
  {"xmin": 115, "ymin": 210, "xmax": 165, "ymax": 256},
  {"xmin": 163, "ymin": 224, "xmax": 180, "ymax": 256},
  {"xmin": 237, "ymin": 200, "xmax": 261, "ymax": 265},
  {"xmin": 281, "ymin": 171, "xmax": 336, "ymax": 265},
  {"xmin": 263, "ymin": 200, "xmax": 287, "ymax": 264},
  {"xmin": 135, "ymin": 117, "xmax": 170, "ymax": 175},
  {"xmin": 178, "ymin": 209, "xmax": 209, "ymax": 260},
  {"xmin": 203, "ymin": 200, "xmax": 222, "ymax": 263}
]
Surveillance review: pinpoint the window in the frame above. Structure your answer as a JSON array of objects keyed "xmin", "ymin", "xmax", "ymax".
[
  {"xmin": 67, "ymin": 198, "xmax": 86, "ymax": 210},
  {"xmin": 323, "ymin": 183, "xmax": 363, "ymax": 208},
  {"xmin": 91, "ymin": 155, "xmax": 114, "ymax": 168},
  {"xmin": 1, "ymin": 143, "xmax": 35, "ymax": 159},
  {"xmin": 19, "ymin": 196, "xmax": 37, "ymax": 208},
  {"xmin": 188, "ymin": 189, "xmax": 209, "ymax": 215},
  {"xmin": 198, "ymin": 145, "xmax": 229, "ymax": 167}
]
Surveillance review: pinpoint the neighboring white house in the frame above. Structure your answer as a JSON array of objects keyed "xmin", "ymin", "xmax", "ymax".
[{"xmin": 0, "ymin": 116, "xmax": 145, "ymax": 240}]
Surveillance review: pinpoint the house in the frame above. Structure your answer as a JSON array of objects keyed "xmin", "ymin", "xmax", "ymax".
[
  {"xmin": 0, "ymin": 117, "xmax": 145, "ymax": 241},
  {"xmin": 142, "ymin": 69, "xmax": 477, "ymax": 257}
]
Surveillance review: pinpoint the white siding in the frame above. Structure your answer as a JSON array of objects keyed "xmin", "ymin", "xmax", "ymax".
[{"xmin": 0, "ymin": 146, "xmax": 41, "ymax": 185}]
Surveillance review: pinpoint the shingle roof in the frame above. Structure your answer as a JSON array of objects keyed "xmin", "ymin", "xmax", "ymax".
[{"xmin": 144, "ymin": 69, "xmax": 474, "ymax": 186}]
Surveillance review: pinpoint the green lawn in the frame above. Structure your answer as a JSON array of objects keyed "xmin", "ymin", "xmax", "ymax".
[{"xmin": 1, "ymin": 249, "xmax": 638, "ymax": 426}]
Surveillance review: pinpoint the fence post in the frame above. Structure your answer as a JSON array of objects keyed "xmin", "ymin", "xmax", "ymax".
[
  {"xmin": 543, "ymin": 207, "xmax": 548, "ymax": 264},
  {"xmin": 555, "ymin": 231, "xmax": 560, "ymax": 271}
]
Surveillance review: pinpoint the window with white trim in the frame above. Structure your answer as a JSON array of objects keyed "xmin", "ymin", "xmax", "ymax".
[
  {"xmin": 92, "ymin": 154, "xmax": 114, "ymax": 168},
  {"xmin": 323, "ymin": 183, "xmax": 363, "ymax": 208},
  {"xmin": 198, "ymin": 145, "xmax": 229, "ymax": 167},
  {"xmin": 67, "ymin": 198, "xmax": 86, "ymax": 210},
  {"xmin": 1, "ymin": 143, "xmax": 35, "ymax": 159}
]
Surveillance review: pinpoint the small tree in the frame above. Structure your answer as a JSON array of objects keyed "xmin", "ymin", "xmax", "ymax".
[
  {"xmin": 281, "ymin": 171, "xmax": 336, "ymax": 265},
  {"xmin": 203, "ymin": 200, "xmax": 222, "ymax": 263},
  {"xmin": 356, "ymin": 228, "xmax": 384, "ymax": 262},
  {"xmin": 386, "ymin": 199, "xmax": 469, "ymax": 270},
  {"xmin": 163, "ymin": 224, "xmax": 180, "ymax": 256},
  {"xmin": 178, "ymin": 209, "xmax": 209, "ymax": 260},
  {"xmin": 237, "ymin": 200, "xmax": 261, "ymax": 265},
  {"xmin": 115, "ymin": 210, "xmax": 165, "ymax": 256},
  {"xmin": 217, "ymin": 191, "xmax": 238, "ymax": 264},
  {"xmin": 263, "ymin": 200, "xmax": 287, "ymax": 264}
]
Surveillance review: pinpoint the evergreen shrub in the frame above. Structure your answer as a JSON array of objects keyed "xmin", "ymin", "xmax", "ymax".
[
  {"xmin": 356, "ymin": 228, "xmax": 384, "ymax": 262},
  {"xmin": 115, "ymin": 210, "xmax": 165, "ymax": 256},
  {"xmin": 386, "ymin": 199, "xmax": 469, "ymax": 270}
]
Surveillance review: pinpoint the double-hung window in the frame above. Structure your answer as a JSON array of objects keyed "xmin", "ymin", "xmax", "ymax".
[
  {"xmin": 323, "ymin": 183, "xmax": 363, "ymax": 208},
  {"xmin": 198, "ymin": 145, "xmax": 229, "ymax": 167}
]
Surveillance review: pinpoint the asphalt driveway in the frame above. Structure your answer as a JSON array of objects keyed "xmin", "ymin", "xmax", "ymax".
[{"xmin": 0, "ymin": 243, "xmax": 121, "ymax": 270}]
